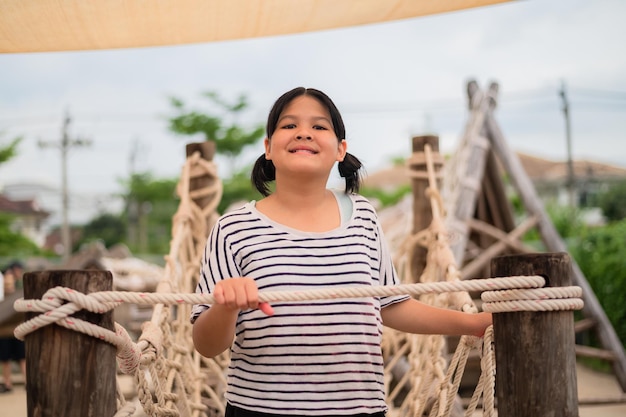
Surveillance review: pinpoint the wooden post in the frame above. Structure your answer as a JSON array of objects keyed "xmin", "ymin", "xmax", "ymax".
[
  {"xmin": 409, "ymin": 135, "xmax": 441, "ymax": 280},
  {"xmin": 23, "ymin": 270, "xmax": 116, "ymax": 417},
  {"xmin": 185, "ymin": 141, "xmax": 217, "ymax": 209},
  {"xmin": 186, "ymin": 141, "xmax": 218, "ymax": 241},
  {"xmin": 492, "ymin": 253, "xmax": 579, "ymax": 417}
]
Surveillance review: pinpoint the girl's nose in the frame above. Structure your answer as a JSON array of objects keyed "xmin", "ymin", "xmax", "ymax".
[{"xmin": 296, "ymin": 132, "xmax": 312, "ymax": 140}]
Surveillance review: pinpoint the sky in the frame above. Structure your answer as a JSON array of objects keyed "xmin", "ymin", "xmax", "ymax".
[{"xmin": 1, "ymin": 0, "xmax": 625, "ymax": 226}]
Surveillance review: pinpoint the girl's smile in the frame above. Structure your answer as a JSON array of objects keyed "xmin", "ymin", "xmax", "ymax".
[{"xmin": 265, "ymin": 95, "xmax": 346, "ymax": 171}]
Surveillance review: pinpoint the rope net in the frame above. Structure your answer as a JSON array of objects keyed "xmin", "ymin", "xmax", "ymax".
[{"xmin": 13, "ymin": 146, "xmax": 583, "ymax": 417}]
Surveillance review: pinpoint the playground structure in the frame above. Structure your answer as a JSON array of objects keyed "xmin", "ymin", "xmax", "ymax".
[{"xmin": 8, "ymin": 81, "xmax": 626, "ymax": 417}]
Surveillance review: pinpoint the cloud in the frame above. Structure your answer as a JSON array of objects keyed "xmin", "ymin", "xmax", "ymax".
[{"xmin": 1, "ymin": 0, "xmax": 625, "ymax": 226}]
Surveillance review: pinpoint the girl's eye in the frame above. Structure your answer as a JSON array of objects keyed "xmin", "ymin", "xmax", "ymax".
[
  {"xmin": 281, "ymin": 123, "xmax": 296, "ymax": 129},
  {"xmin": 313, "ymin": 125, "xmax": 328, "ymax": 130}
]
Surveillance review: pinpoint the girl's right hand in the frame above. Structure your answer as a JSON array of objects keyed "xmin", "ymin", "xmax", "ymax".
[{"xmin": 213, "ymin": 277, "xmax": 274, "ymax": 316}]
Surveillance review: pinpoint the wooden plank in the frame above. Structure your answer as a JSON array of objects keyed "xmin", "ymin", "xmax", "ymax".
[
  {"xmin": 444, "ymin": 80, "xmax": 498, "ymax": 264},
  {"xmin": 467, "ymin": 218, "xmax": 536, "ymax": 253},
  {"xmin": 461, "ymin": 215, "xmax": 538, "ymax": 279},
  {"xmin": 483, "ymin": 150, "xmax": 516, "ymax": 231},
  {"xmin": 575, "ymin": 344, "xmax": 617, "ymax": 361},
  {"xmin": 574, "ymin": 318, "xmax": 597, "ymax": 333}
]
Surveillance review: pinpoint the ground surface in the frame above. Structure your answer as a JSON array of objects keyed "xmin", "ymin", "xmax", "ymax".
[{"xmin": 1, "ymin": 362, "xmax": 625, "ymax": 416}]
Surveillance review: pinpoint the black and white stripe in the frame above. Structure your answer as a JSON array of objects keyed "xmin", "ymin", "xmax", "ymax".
[{"xmin": 191, "ymin": 194, "xmax": 408, "ymax": 415}]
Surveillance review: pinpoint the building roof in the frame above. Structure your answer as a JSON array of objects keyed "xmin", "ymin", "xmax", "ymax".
[
  {"xmin": 0, "ymin": 194, "xmax": 50, "ymax": 218},
  {"xmin": 516, "ymin": 152, "xmax": 626, "ymax": 183},
  {"xmin": 363, "ymin": 152, "xmax": 626, "ymax": 190}
]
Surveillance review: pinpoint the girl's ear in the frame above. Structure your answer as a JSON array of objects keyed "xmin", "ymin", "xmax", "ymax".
[
  {"xmin": 336, "ymin": 139, "xmax": 348, "ymax": 162},
  {"xmin": 264, "ymin": 137, "xmax": 271, "ymax": 160}
]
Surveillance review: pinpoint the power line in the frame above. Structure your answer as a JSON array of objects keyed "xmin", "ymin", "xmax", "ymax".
[
  {"xmin": 570, "ymin": 87, "xmax": 626, "ymax": 101},
  {"xmin": 1, "ymin": 86, "xmax": 624, "ymax": 128}
]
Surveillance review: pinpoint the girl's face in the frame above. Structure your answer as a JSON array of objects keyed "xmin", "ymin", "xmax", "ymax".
[{"xmin": 265, "ymin": 95, "xmax": 347, "ymax": 178}]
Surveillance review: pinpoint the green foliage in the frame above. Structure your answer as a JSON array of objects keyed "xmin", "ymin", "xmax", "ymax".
[
  {"xmin": 360, "ymin": 185, "xmax": 412, "ymax": 208},
  {"xmin": 122, "ymin": 173, "xmax": 179, "ymax": 202},
  {"xmin": 168, "ymin": 91, "xmax": 264, "ymax": 161},
  {"xmin": 569, "ymin": 220, "xmax": 626, "ymax": 349},
  {"xmin": 0, "ymin": 213, "xmax": 46, "ymax": 256},
  {"xmin": 0, "ymin": 135, "xmax": 21, "ymax": 165},
  {"xmin": 522, "ymin": 203, "xmax": 585, "ymax": 244},
  {"xmin": 597, "ymin": 180, "xmax": 626, "ymax": 222},
  {"xmin": 0, "ymin": 135, "xmax": 50, "ymax": 258},
  {"xmin": 218, "ymin": 167, "xmax": 264, "ymax": 214},
  {"xmin": 548, "ymin": 204, "xmax": 586, "ymax": 238},
  {"xmin": 77, "ymin": 213, "xmax": 126, "ymax": 249},
  {"xmin": 118, "ymin": 172, "xmax": 180, "ymax": 254}
]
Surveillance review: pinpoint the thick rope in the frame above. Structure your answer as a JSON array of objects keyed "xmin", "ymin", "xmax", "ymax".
[
  {"xmin": 482, "ymin": 286, "xmax": 584, "ymax": 312},
  {"xmin": 13, "ymin": 275, "xmax": 548, "ymax": 342}
]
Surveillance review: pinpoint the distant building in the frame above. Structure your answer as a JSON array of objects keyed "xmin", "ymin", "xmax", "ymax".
[
  {"xmin": 514, "ymin": 152, "xmax": 626, "ymax": 208},
  {"xmin": 0, "ymin": 194, "xmax": 50, "ymax": 246},
  {"xmin": 363, "ymin": 151, "xmax": 626, "ymax": 224}
]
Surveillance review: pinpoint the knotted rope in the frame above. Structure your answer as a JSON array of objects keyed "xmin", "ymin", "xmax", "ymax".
[
  {"xmin": 13, "ymin": 275, "xmax": 545, "ymax": 341},
  {"xmin": 13, "ymin": 274, "xmax": 583, "ymax": 379}
]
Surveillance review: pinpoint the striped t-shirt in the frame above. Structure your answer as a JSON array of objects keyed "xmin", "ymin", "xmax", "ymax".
[{"xmin": 191, "ymin": 193, "xmax": 409, "ymax": 415}]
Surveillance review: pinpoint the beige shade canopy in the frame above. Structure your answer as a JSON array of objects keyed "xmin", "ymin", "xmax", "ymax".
[{"xmin": 0, "ymin": 0, "xmax": 511, "ymax": 53}]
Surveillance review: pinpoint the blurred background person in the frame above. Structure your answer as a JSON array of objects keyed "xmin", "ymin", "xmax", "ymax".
[{"xmin": 0, "ymin": 260, "xmax": 26, "ymax": 393}]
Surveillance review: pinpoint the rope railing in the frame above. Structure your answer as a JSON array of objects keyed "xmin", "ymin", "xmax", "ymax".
[
  {"xmin": 13, "ymin": 274, "xmax": 584, "ymax": 378},
  {"xmin": 13, "ymin": 274, "xmax": 548, "ymax": 333},
  {"xmin": 13, "ymin": 141, "xmax": 587, "ymax": 417}
]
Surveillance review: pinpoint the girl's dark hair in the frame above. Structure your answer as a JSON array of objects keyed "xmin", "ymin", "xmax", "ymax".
[{"xmin": 251, "ymin": 87, "xmax": 363, "ymax": 196}]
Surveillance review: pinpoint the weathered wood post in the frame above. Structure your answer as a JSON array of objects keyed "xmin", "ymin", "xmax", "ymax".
[
  {"xmin": 492, "ymin": 252, "xmax": 579, "ymax": 416},
  {"xmin": 186, "ymin": 141, "xmax": 218, "ymax": 242},
  {"xmin": 408, "ymin": 135, "xmax": 442, "ymax": 279},
  {"xmin": 24, "ymin": 270, "xmax": 116, "ymax": 417}
]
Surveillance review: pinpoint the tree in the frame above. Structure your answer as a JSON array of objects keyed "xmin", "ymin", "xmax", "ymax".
[
  {"xmin": 168, "ymin": 91, "xmax": 265, "ymax": 174},
  {"xmin": 77, "ymin": 213, "xmax": 126, "ymax": 249},
  {"xmin": 218, "ymin": 166, "xmax": 265, "ymax": 214},
  {"xmin": 570, "ymin": 220, "xmax": 626, "ymax": 349},
  {"xmin": 0, "ymin": 213, "xmax": 43, "ymax": 256},
  {"xmin": 0, "ymin": 135, "xmax": 21, "ymax": 165},
  {"xmin": 119, "ymin": 172, "xmax": 179, "ymax": 254},
  {"xmin": 597, "ymin": 180, "xmax": 626, "ymax": 222},
  {"xmin": 0, "ymin": 135, "xmax": 44, "ymax": 257}
]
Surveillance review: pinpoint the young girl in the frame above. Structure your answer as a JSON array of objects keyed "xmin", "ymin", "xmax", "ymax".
[{"xmin": 191, "ymin": 87, "xmax": 492, "ymax": 417}]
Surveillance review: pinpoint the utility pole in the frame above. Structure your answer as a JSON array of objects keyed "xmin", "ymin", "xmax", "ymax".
[
  {"xmin": 559, "ymin": 80, "xmax": 576, "ymax": 207},
  {"xmin": 127, "ymin": 138, "xmax": 140, "ymax": 248},
  {"xmin": 39, "ymin": 110, "xmax": 91, "ymax": 261}
]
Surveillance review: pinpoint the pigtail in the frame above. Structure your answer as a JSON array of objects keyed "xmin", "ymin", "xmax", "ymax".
[
  {"xmin": 251, "ymin": 154, "xmax": 276, "ymax": 197},
  {"xmin": 338, "ymin": 152, "xmax": 363, "ymax": 194}
]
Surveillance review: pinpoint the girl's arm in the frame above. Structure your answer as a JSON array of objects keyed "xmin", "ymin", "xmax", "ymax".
[
  {"xmin": 381, "ymin": 298, "xmax": 492, "ymax": 337},
  {"xmin": 192, "ymin": 277, "xmax": 274, "ymax": 358},
  {"xmin": 192, "ymin": 303, "xmax": 240, "ymax": 358}
]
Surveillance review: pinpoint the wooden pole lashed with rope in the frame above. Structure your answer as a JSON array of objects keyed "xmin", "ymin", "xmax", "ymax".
[
  {"xmin": 23, "ymin": 270, "xmax": 116, "ymax": 417},
  {"xmin": 491, "ymin": 252, "xmax": 579, "ymax": 417},
  {"xmin": 409, "ymin": 135, "xmax": 442, "ymax": 280}
]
